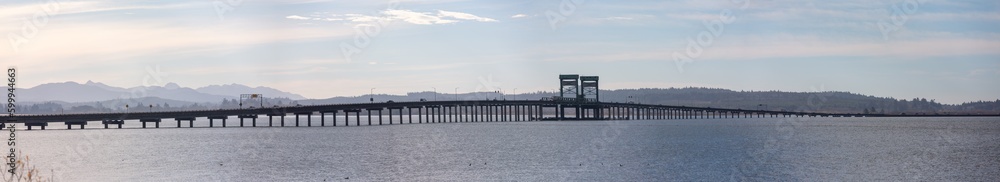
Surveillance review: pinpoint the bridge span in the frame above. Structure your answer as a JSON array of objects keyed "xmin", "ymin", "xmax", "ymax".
[{"xmin": 1, "ymin": 100, "xmax": 996, "ymax": 130}]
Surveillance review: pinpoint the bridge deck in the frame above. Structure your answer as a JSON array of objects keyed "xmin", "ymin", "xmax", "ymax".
[{"xmin": 0, "ymin": 100, "xmax": 996, "ymax": 124}]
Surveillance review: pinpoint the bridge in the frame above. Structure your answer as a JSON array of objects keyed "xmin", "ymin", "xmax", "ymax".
[
  {"xmin": 3, "ymin": 100, "xmax": 996, "ymax": 130},
  {"xmin": 3, "ymin": 74, "xmax": 997, "ymax": 130}
]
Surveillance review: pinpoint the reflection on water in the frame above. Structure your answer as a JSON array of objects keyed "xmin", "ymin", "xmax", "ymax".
[{"xmin": 15, "ymin": 117, "xmax": 1000, "ymax": 181}]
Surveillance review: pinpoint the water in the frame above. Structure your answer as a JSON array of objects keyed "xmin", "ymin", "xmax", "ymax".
[{"xmin": 10, "ymin": 117, "xmax": 1000, "ymax": 181}]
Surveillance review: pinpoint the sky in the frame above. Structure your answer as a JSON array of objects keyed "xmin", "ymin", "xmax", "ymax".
[{"xmin": 1, "ymin": 0, "xmax": 998, "ymax": 104}]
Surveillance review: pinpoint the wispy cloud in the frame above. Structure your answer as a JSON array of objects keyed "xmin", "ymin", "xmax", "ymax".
[
  {"xmin": 287, "ymin": 9, "xmax": 497, "ymax": 25},
  {"xmin": 437, "ymin": 10, "xmax": 497, "ymax": 22}
]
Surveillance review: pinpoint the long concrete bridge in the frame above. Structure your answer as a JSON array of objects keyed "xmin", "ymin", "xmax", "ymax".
[{"xmin": 2, "ymin": 100, "xmax": 995, "ymax": 130}]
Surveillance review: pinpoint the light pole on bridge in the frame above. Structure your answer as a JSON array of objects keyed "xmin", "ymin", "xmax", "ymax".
[
  {"xmin": 454, "ymin": 87, "xmax": 459, "ymax": 101},
  {"xmin": 513, "ymin": 88, "xmax": 517, "ymax": 100},
  {"xmin": 432, "ymin": 87, "xmax": 437, "ymax": 101},
  {"xmin": 370, "ymin": 88, "xmax": 375, "ymax": 103}
]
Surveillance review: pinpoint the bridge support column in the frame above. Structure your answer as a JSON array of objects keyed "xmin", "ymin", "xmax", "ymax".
[
  {"xmin": 64, "ymin": 121, "xmax": 86, "ymax": 129},
  {"xmin": 447, "ymin": 106, "xmax": 453, "ymax": 123},
  {"xmin": 342, "ymin": 110, "xmax": 360, "ymax": 126},
  {"xmin": 437, "ymin": 106, "xmax": 442, "ymax": 123},
  {"xmin": 102, "ymin": 120, "xmax": 124, "ymax": 128},
  {"xmin": 139, "ymin": 119, "xmax": 161, "ymax": 128},
  {"xmin": 26, "ymin": 122, "xmax": 48, "ymax": 130},
  {"xmin": 333, "ymin": 111, "xmax": 337, "ymax": 126},
  {"xmin": 208, "ymin": 116, "xmax": 228, "ymax": 127},
  {"xmin": 293, "ymin": 112, "xmax": 313, "ymax": 127},
  {"xmin": 526, "ymin": 105, "xmax": 532, "ymax": 121},
  {"xmin": 266, "ymin": 113, "xmax": 284, "ymax": 127},
  {"xmin": 388, "ymin": 109, "xmax": 393, "ymax": 124},
  {"xmin": 175, "ymin": 118, "xmax": 195, "ymax": 128},
  {"xmin": 354, "ymin": 111, "xmax": 361, "ymax": 126}
]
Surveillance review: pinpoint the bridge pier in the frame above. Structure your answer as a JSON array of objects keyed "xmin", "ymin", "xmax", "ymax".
[
  {"xmin": 293, "ymin": 112, "xmax": 312, "ymax": 127},
  {"xmin": 427, "ymin": 106, "xmax": 432, "ymax": 123},
  {"xmin": 376, "ymin": 109, "xmax": 383, "ymax": 125},
  {"xmin": 102, "ymin": 120, "xmax": 124, "ymax": 128},
  {"xmin": 175, "ymin": 117, "xmax": 195, "ymax": 128},
  {"xmin": 367, "ymin": 109, "xmax": 373, "ymax": 126},
  {"xmin": 437, "ymin": 106, "xmax": 441, "ymax": 123},
  {"xmin": 387, "ymin": 107, "xmax": 402, "ymax": 124},
  {"xmin": 267, "ymin": 113, "xmax": 285, "ymax": 127},
  {"xmin": 140, "ymin": 118, "xmax": 161, "ymax": 128},
  {"xmin": 387, "ymin": 108, "xmax": 394, "ymax": 124},
  {"xmin": 417, "ymin": 107, "xmax": 423, "ymax": 124},
  {"xmin": 65, "ymin": 121, "xmax": 86, "ymax": 129},
  {"xmin": 320, "ymin": 110, "xmax": 337, "ymax": 126},
  {"xmin": 208, "ymin": 116, "xmax": 227, "ymax": 127},
  {"xmin": 238, "ymin": 115, "xmax": 257, "ymax": 127},
  {"xmin": 526, "ymin": 105, "xmax": 533, "ymax": 121},
  {"xmin": 25, "ymin": 122, "xmax": 47, "ymax": 130},
  {"xmin": 445, "ymin": 106, "xmax": 452, "ymax": 123},
  {"xmin": 343, "ymin": 109, "xmax": 361, "ymax": 126},
  {"xmin": 400, "ymin": 107, "xmax": 412, "ymax": 124}
]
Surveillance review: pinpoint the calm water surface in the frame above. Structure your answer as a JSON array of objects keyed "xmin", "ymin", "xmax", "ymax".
[{"xmin": 13, "ymin": 117, "xmax": 1000, "ymax": 181}]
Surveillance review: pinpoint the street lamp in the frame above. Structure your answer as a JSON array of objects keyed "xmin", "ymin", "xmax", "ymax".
[
  {"xmin": 513, "ymin": 88, "xmax": 517, "ymax": 100},
  {"xmin": 432, "ymin": 87, "xmax": 437, "ymax": 101},
  {"xmin": 370, "ymin": 88, "xmax": 375, "ymax": 103},
  {"xmin": 496, "ymin": 87, "xmax": 503, "ymax": 100},
  {"xmin": 454, "ymin": 87, "xmax": 459, "ymax": 101},
  {"xmin": 125, "ymin": 104, "xmax": 129, "ymax": 113},
  {"xmin": 149, "ymin": 104, "xmax": 153, "ymax": 112}
]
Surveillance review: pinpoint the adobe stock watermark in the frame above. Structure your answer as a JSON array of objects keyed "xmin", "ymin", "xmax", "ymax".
[
  {"xmin": 876, "ymin": 0, "xmax": 930, "ymax": 40},
  {"xmin": 672, "ymin": 0, "xmax": 750, "ymax": 73},
  {"xmin": 545, "ymin": 0, "xmax": 586, "ymax": 30},
  {"xmin": 340, "ymin": 0, "xmax": 401, "ymax": 64},
  {"xmin": 213, "ymin": 0, "xmax": 244, "ymax": 21},
  {"xmin": 5, "ymin": 67, "xmax": 16, "ymax": 175},
  {"xmin": 469, "ymin": 74, "xmax": 503, "ymax": 101},
  {"xmin": 7, "ymin": 0, "xmax": 63, "ymax": 53}
]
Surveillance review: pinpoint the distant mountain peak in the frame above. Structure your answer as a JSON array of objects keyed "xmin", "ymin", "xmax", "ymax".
[{"xmin": 164, "ymin": 82, "xmax": 181, "ymax": 89}]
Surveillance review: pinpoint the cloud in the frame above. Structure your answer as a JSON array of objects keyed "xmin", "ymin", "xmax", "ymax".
[
  {"xmin": 511, "ymin": 14, "xmax": 529, "ymax": 18},
  {"xmin": 437, "ymin": 10, "xmax": 497, "ymax": 22},
  {"xmin": 286, "ymin": 9, "xmax": 497, "ymax": 25},
  {"xmin": 285, "ymin": 15, "xmax": 311, "ymax": 20},
  {"xmin": 384, "ymin": 9, "xmax": 457, "ymax": 24}
]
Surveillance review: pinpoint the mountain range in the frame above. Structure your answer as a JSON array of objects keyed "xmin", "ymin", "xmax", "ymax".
[{"xmin": 17, "ymin": 81, "xmax": 306, "ymax": 103}]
